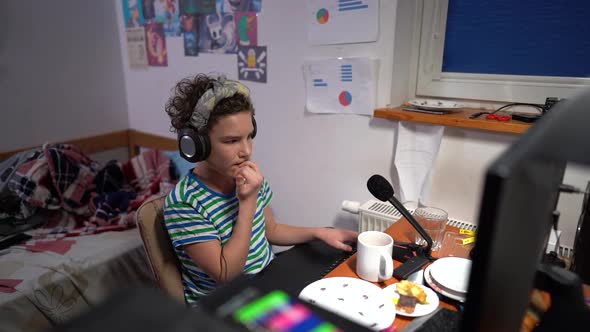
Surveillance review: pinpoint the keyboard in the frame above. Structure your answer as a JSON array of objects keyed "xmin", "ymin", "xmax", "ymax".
[{"xmin": 256, "ymin": 240, "xmax": 357, "ymax": 295}]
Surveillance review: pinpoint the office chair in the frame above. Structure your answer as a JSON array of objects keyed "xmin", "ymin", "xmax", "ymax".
[{"xmin": 136, "ymin": 194, "xmax": 185, "ymax": 304}]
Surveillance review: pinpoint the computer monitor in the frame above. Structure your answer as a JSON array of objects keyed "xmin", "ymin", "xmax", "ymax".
[{"xmin": 460, "ymin": 87, "xmax": 590, "ymax": 332}]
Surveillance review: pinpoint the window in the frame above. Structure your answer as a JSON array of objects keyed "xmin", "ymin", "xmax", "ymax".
[{"xmin": 414, "ymin": 0, "xmax": 590, "ymax": 103}]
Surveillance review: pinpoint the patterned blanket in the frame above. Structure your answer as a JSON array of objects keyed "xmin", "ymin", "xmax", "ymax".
[{"xmin": 0, "ymin": 144, "xmax": 176, "ymax": 238}]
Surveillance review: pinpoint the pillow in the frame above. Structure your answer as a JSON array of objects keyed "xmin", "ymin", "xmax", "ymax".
[{"xmin": 163, "ymin": 151, "xmax": 194, "ymax": 178}]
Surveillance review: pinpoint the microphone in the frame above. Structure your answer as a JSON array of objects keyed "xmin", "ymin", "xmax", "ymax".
[
  {"xmin": 367, "ymin": 174, "xmax": 434, "ymax": 255},
  {"xmin": 367, "ymin": 175, "xmax": 435, "ymax": 280}
]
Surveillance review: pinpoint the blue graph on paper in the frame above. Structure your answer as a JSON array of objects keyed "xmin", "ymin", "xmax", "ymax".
[
  {"xmin": 338, "ymin": 0, "xmax": 368, "ymax": 11},
  {"xmin": 313, "ymin": 79, "xmax": 328, "ymax": 87},
  {"xmin": 340, "ymin": 64, "xmax": 353, "ymax": 82}
]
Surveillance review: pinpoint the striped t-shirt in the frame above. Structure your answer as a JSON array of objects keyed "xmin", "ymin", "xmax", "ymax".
[{"xmin": 163, "ymin": 172, "xmax": 275, "ymax": 305}]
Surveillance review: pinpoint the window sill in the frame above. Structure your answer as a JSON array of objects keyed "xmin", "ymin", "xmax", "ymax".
[{"xmin": 374, "ymin": 106, "xmax": 532, "ymax": 134}]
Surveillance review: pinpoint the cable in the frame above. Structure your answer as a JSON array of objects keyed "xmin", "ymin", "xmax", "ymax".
[
  {"xmin": 559, "ymin": 183, "xmax": 589, "ymax": 194},
  {"xmin": 493, "ymin": 102, "xmax": 544, "ymax": 115},
  {"xmin": 469, "ymin": 102, "xmax": 545, "ymax": 119}
]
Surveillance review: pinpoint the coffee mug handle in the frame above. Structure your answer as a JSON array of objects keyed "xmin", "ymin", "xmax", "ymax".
[{"xmin": 378, "ymin": 254, "xmax": 394, "ymax": 281}]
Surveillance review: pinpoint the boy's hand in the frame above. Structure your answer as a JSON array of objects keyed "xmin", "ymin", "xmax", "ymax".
[
  {"xmin": 316, "ymin": 228, "xmax": 359, "ymax": 252},
  {"xmin": 235, "ymin": 161, "xmax": 263, "ymax": 200}
]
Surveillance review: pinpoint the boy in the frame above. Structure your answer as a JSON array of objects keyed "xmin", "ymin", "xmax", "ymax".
[{"xmin": 164, "ymin": 73, "xmax": 358, "ymax": 305}]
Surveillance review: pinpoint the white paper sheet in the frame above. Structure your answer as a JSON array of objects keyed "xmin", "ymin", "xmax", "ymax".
[
  {"xmin": 303, "ymin": 57, "xmax": 377, "ymax": 115},
  {"xmin": 307, "ymin": 0, "xmax": 379, "ymax": 45},
  {"xmin": 394, "ymin": 122, "xmax": 445, "ymax": 208}
]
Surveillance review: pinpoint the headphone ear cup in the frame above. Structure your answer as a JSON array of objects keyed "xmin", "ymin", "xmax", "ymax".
[
  {"xmin": 251, "ymin": 116, "xmax": 257, "ymax": 139},
  {"xmin": 178, "ymin": 127, "xmax": 211, "ymax": 162}
]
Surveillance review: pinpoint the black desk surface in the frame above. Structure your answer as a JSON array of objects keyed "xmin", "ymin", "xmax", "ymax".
[{"xmin": 200, "ymin": 239, "xmax": 356, "ymax": 307}]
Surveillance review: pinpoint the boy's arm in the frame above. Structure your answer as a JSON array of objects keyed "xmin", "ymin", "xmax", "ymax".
[
  {"xmin": 263, "ymin": 206, "xmax": 358, "ymax": 252},
  {"xmin": 182, "ymin": 196, "xmax": 257, "ymax": 283}
]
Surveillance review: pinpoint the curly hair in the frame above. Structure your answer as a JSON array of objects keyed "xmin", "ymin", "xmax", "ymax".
[{"xmin": 165, "ymin": 73, "xmax": 254, "ymax": 133}]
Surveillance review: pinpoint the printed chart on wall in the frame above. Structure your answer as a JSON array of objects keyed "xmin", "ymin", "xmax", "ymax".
[
  {"xmin": 307, "ymin": 0, "xmax": 379, "ymax": 45},
  {"xmin": 303, "ymin": 57, "xmax": 378, "ymax": 115}
]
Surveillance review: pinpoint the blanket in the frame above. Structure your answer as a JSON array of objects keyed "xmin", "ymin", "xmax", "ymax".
[{"xmin": 0, "ymin": 144, "xmax": 176, "ymax": 238}]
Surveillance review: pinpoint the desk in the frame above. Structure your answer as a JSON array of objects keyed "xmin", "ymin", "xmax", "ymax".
[
  {"xmin": 324, "ymin": 218, "xmax": 590, "ymax": 331},
  {"xmin": 325, "ymin": 219, "xmax": 463, "ymax": 330},
  {"xmin": 200, "ymin": 217, "xmax": 590, "ymax": 331}
]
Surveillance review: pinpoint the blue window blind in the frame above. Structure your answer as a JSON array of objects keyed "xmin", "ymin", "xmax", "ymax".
[{"xmin": 442, "ymin": 1, "xmax": 590, "ymax": 78}]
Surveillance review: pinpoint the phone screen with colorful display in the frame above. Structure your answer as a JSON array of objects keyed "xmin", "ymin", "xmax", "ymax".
[{"xmin": 216, "ymin": 287, "xmax": 343, "ymax": 332}]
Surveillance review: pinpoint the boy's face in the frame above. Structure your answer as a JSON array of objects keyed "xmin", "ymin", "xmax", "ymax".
[{"xmin": 205, "ymin": 111, "xmax": 255, "ymax": 178}]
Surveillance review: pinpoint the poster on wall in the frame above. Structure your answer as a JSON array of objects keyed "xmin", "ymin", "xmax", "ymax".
[
  {"xmin": 307, "ymin": 0, "xmax": 379, "ymax": 45},
  {"xmin": 197, "ymin": 0, "xmax": 262, "ymax": 53},
  {"xmin": 145, "ymin": 22, "xmax": 168, "ymax": 66},
  {"xmin": 126, "ymin": 27, "xmax": 149, "ymax": 68},
  {"xmin": 302, "ymin": 57, "xmax": 378, "ymax": 115},
  {"xmin": 141, "ymin": 0, "xmax": 156, "ymax": 20},
  {"xmin": 181, "ymin": 14, "xmax": 199, "ymax": 56},
  {"xmin": 237, "ymin": 46, "xmax": 267, "ymax": 83},
  {"xmin": 179, "ymin": 0, "xmax": 215, "ymax": 14},
  {"xmin": 226, "ymin": 0, "xmax": 262, "ymax": 12},
  {"xmin": 235, "ymin": 12, "xmax": 257, "ymax": 47},
  {"xmin": 152, "ymin": 0, "xmax": 182, "ymax": 36},
  {"xmin": 122, "ymin": 0, "xmax": 145, "ymax": 27}
]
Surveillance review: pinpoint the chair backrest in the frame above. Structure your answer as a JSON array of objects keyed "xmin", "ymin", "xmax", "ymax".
[{"xmin": 136, "ymin": 194, "xmax": 185, "ymax": 303}]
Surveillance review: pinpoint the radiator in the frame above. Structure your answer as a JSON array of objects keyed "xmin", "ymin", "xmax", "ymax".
[
  {"xmin": 342, "ymin": 199, "xmax": 573, "ymax": 258},
  {"xmin": 344, "ymin": 199, "xmax": 477, "ymax": 233}
]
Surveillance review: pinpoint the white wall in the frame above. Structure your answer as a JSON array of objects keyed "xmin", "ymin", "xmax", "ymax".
[{"xmin": 0, "ymin": 0, "xmax": 129, "ymax": 152}]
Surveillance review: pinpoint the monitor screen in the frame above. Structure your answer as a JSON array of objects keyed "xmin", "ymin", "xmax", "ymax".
[{"xmin": 460, "ymin": 87, "xmax": 590, "ymax": 332}]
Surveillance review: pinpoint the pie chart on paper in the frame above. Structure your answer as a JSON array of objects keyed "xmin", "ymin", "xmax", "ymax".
[
  {"xmin": 339, "ymin": 91, "xmax": 352, "ymax": 106},
  {"xmin": 316, "ymin": 8, "xmax": 330, "ymax": 24}
]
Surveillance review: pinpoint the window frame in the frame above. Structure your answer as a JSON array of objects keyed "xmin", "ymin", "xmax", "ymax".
[{"xmin": 414, "ymin": 0, "xmax": 590, "ymax": 103}]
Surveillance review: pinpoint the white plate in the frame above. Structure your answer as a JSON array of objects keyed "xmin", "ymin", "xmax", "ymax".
[
  {"xmin": 428, "ymin": 257, "xmax": 471, "ymax": 293},
  {"xmin": 299, "ymin": 277, "xmax": 396, "ymax": 331},
  {"xmin": 423, "ymin": 265, "xmax": 466, "ymax": 303},
  {"xmin": 382, "ymin": 283, "xmax": 439, "ymax": 317},
  {"xmin": 409, "ymin": 99, "xmax": 465, "ymax": 111}
]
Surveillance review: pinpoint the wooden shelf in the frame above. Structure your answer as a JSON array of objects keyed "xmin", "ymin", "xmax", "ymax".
[{"xmin": 374, "ymin": 106, "xmax": 532, "ymax": 134}]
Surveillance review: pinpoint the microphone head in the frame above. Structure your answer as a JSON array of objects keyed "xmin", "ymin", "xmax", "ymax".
[{"xmin": 367, "ymin": 174, "xmax": 394, "ymax": 202}]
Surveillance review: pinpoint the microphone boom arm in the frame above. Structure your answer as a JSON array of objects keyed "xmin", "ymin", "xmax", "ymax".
[{"xmin": 387, "ymin": 197, "xmax": 434, "ymax": 258}]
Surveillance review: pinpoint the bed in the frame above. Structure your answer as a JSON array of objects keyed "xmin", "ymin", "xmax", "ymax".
[{"xmin": 0, "ymin": 130, "xmax": 182, "ymax": 332}]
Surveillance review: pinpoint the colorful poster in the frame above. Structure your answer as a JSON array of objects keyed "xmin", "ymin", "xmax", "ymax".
[
  {"xmin": 179, "ymin": 0, "xmax": 215, "ymax": 14},
  {"xmin": 303, "ymin": 57, "xmax": 378, "ymax": 115},
  {"xmin": 197, "ymin": 0, "xmax": 262, "ymax": 53},
  {"xmin": 224, "ymin": 0, "xmax": 262, "ymax": 12},
  {"xmin": 126, "ymin": 27, "xmax": 149, "ymax": 68},
  {"xmin": 122, "ymin": 0, "xmax": 145, "ymax": 28},
  {"xmin": 235, "ymin": 12, "xmax": 257, "ymax": 47},
  {"xmin": 307, "ymin": 0, "xmax": 379, "ymax": 45},
  {"xmin": 181, "ymin": 14, "xmax": 199, "ymax": 56},
  {"xmin": 142, "ymin": 0, "xmax": 156, "ymax": 20},
  {"xmin": 237, "ymin": 46, "xmax": 267, "ymax": 83},
  {"xmin": 145, "ymin": 22, "xmax": 168, "ymax": 66},
  {"xmin": 151, "ymin": 0, "xmax": 182, "ymax": 36}
]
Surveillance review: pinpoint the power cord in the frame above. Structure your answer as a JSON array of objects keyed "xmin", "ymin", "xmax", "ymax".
[{"xmin": 469, "ymin": 102, "xmax": 545, "ymax": 119}]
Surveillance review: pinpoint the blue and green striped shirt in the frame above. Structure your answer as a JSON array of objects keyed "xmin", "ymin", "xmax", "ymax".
[{"xmin": 164, "ymin": 172, "xmax": 275, "ymax": 305}]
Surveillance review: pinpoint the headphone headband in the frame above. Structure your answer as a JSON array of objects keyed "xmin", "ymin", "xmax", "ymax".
[{"xmin": 188, "ymin": 77, "xmax": 250, "ymax": 131}]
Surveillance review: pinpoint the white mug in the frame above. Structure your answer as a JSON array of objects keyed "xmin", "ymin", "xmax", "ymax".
[{"xmin": 356, "ymin": 231, "xmax": 394, "ymax": 282}]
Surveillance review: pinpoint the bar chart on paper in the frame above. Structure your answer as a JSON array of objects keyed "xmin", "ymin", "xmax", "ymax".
[
  {"xmin": 307, "ymin": 0, "xmax": 379, "ymax": 45},
  {"xmin": 303, "ymin": 57, "xmax": 377, "ymax": 115}
]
